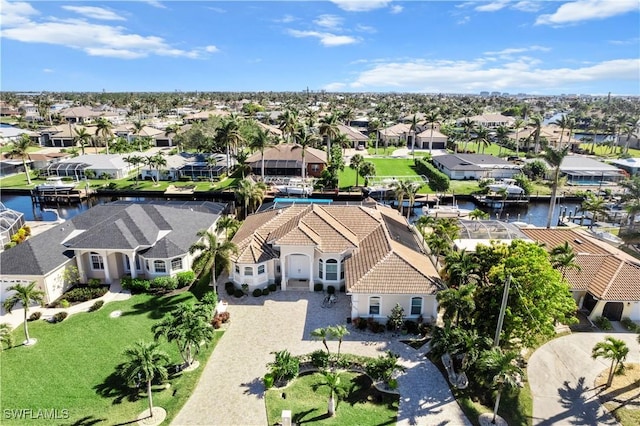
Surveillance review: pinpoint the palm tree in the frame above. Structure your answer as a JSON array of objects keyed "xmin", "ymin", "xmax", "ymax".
[
  {"xmin": 391, "ymin": 179, "xmax": 419, "ymax": 215},
  {"xmin": 124, "ymin": 155, "xmax": 145, "ymax": 187},
  {"xmin": 312, "ymin": 327, "xmax": 332, "ymax": 358},
  {"xmin": 495, "ymin": 125, "xmax": 511, "ymax": 157},
  {"xmin": 216, "ymin": 216, "xmax": 241, "ymax": 241},
  {"xmin": 472, "ymin": 125, "xmax": 490, "ymax": 154},
  {"xmin": 592, "ymin": 336, "xmax": 629, "ymax": 388},
  {"xmin": 189, "ymin": 230, "xmax": 238, "ymax": 291},
  {"xmin": 133, "ymin": 120, "xmax": 145, "ymax": 152},
  {"xmin": 409, "ymin": 114, "xmax": 419, "ymax": 156},
  {"xmin": 278, "ymin": 109, "xmax": 299, "ymax": 143},
  {"xmin": 478, "ymin": 348, "xmax": 523, "ymax": 424},
  {"xmin": 544, "ymin": 145, "xmax": 570, "ymax": 228},
  {"xmin": 512, "ymin": 118, "xmax": 524, "ymax": 156},
  {"xmin": 95, "ymin": 117, "xmax": 114, "ymax": 155},
  {"xmin": 295, "ymin": 126, "xmax": 320, "ymax": 179},
  {"xmin": 334, "ymin": 132, "xmax": 351, "ymax": 155},
  {"xmin": 330, "ymin": 325, "xmax": 349, "ymax": 360},
  {"xmin": 249, "ymin": 127, "xmax": 272, "ymax": 181},
  {"xmin": 425, "ymin": 108, "xmax": 440, "ymax": 153},
  {"xmin": 349, "ymin": 154, "xmax": 364, "ymax": 187},
  {"xmin": 8, "ymin": 134, "xmax": 34, "ymax": 185},
  {"xmin": 120, "ymin": 341, "xmax": 170, "ymax": 419},
  {"xmin": 460, "ymin": 118, "xmax": 475, "ymax": 152},
  {"xmin": 359, "ymin": 161, "xmax": 376, "ymax": 187},
  {"xmin": 0, "ymin": 323, "xmax": 14, "ymax": 350},
  {"xmin": 73, "ymin": 126, "xmax": 92, "ymax": 156},
  {"xmin": 152, "ymin": 303, "xmax": 214, "ymax": 368},
  {"xmin": 2, "ymin": 282, "xmax": 44, "ymax": 345},
  {"xmin": 469, "ymin": 208, "xmax": 489, "ymax": 220},
  {"xmin": 436, "ymin": 284, "xmax": 476, "ymax": 326},
  {"xmin": 319, "ymin": 370, "xmax": 342, "ymax": 417},
  {"xmin": 529, "ymin": 114, "xmax": 543, "ymax": 154},
  {"xmin": 443, "ymin": 250, "xmax": 479, "ymax": 288},
  {"xmin": 319, "ymin": 113, "xmax": 340, "ymax": 162},
  {"xmin": 368, "ymin": 119, "xmax": 381, "ymax": 154},
  {"xmin": 581, "ymin": 193, "xmax": 609, "ymax": 229},
  {"xmin": 550, "ymin": 242, "xmax": 582, "ymax": 279},
  {"xmin": 216, "ymin": 116, "xmax": 245, "ymax": 171}
]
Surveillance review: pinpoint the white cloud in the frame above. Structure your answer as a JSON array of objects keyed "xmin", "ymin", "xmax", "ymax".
[
  {"xmin": 475, "ymin": 1, "xmax": 510, "ymax": 12},
  {"xmin": 330, "ymin": 0, "xmax": 392, "ymax": 12},
  {"xmin": 344, "ymin": 57, "xmax": 640, "ymax": 93},
  {"xmin": 144, "ymin": 1, "xmax": 166, "ymax": 9},
  {"xmin": 1, "ymin": 0, "xmax": 39, "ymax": 26},
  {"xmin": 324, "ymin": 82, "xmax": 347, "ymax": 91},
  {"xmin": 356, "ymin": 24, "xmax": 376, "ymax": 33},
  {"xmin": 457, "ymin": 16, "xmax": 471, "ymax": 25},
  {"xmin": 390, "ymin": 5, "xmax": 403, "ymax": 14},
  {"xmin": 288, "ymin": 29, "xmax": 358, "ymax": 46},
  {"xmin": 484, "ymin": 45, "xmax": 551, "ymax": 55},
  {"xmin": 204, "ymin": 45, "xmax": 219, "ymax": 53},
  {"xmin": 314, "ymin": 14, "xmax": 343, "ymax": 30},
  {"xmin": 511, "ymin": 1, "xmax": 542, "ymax": 12},
  {"xmin": 536, "ymin": 0, "xmax": 638, "ymax": 26},
  {"xmin": 42, "ymin": 68, "xmax": 54, "ymax": 73},
  {"xmin": 207, "ymin": 7, "xmax": 226, "ymax": 13},
  {"xmin": 275, "ymin": 14, "xmax": 296, "ymax": 23},
  {"xmin": 1, "ymin": 9, "xmax": 213, "ymax": 60},
  {"xmin": 61, "ymin": 6, "xmax": 126, "ymax": 21},
  {"xmin": 609, "ymin": 37, "xmax": 640, "ymax": 45}
]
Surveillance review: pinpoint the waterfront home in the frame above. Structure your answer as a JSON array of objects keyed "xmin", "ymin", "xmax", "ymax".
[
  {"xmin": 555, "ymin": 156, "xmax": 626, "ymax": 185},
  {"xmin": 610, "ymin": 158, "xmax": 640, "ymax": 177},
  {"xmin": 415, "ymin": 127, "xmax": 448, "ymax": 150},
  {"xmin": 459, "ymin": 114, "xmax": 515, "ymax": 128},
  {"xmin": 433, "ymin": 154, "xmax": 521, "ymax": 180},
  {"xmin": 245, "ymin": 144, "xmax": 327, "ymax": 178},
  {"xmin": 521, "ymin": 228, "xmax": 640, "ymax": 322},
  {"xmin": 59, "ymin": 106, "xmax": 102, "ymax": 124},
  {"xmin": 39, "ymin": 125, "xmax": 76, "ymax": 147},
  {"xmin": 229, "ymin": 203, "xmax": 444, "ymax": 321},
  {"xmin": 41, "ymin": 154, "xmax": 132, "ymax": 180},
  {"xmin": 0, "ymin": 202, "xmax": 25, "ymax": 248},
  {"xmin": 0, "ymin": 201, "xmax": 227, "ymax": 304},
  {"xmin": 379, "ymin": 123, "xmax": 410, "ymax": 147},
  {"xmin": 337, "ymin": 124, "xmax": 368, "ymax": 149}
]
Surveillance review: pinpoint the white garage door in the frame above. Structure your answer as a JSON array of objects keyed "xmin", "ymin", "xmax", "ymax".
[{"xmin": 288, "ymin": 255, "xmax": 309, "ymax": 279}]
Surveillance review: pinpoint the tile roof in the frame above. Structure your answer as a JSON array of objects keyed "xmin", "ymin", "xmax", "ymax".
[
  {"xmin": 233, "ymin": 204, "xmax": 441, "ymax": 294},
  {"xmin": 245, "ymin": 144, "xmax": 327, "ymax": 165},
  {"xmin": 520, "ymin": 228, "xmax": 640, "ymax": 301}
]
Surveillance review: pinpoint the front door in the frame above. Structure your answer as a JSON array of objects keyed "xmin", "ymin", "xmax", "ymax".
[
  {"xmin": 602, "ymin": 302, "xmax": 624, "ymax": 321},
  {"xmin": 288, "ymin": 254, "xmax": 308, "ymax": 279}
]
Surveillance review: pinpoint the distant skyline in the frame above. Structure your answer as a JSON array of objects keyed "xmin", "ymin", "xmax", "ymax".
[{"xmin": 1, "ymin": 0, "xmax": 639, "ymax": 95}]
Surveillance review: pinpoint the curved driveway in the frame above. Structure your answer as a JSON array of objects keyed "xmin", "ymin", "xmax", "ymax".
[
  {"xmin": 172, "ymin": 291, "xmax": 470, "ymax": 425},
  {"xmin": 528, "ymin": 332, "xmax": 640, "ymax": 425}
]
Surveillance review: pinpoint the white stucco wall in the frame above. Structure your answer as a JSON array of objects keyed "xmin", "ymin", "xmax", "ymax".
[{"xmin": 350, "ymin": 293, "xmax": 438, "ymax": 323}]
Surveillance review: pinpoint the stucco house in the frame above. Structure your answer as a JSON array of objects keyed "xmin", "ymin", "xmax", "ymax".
[
  {"xmin": 41, "ymin": 154, "xmax": 133, "ymax": 180},
  {"xmin": 0, "ymin": 201, "xmax": 227, "ymax": 304},
  {"xmin": 415, "ymin": 127, "xmax": 447, "ymax": 150},
  {"xmin": 520, "ymin": 228, "xmax": 640, "ymax": 322},
  {"xmin": 433, "ymin": 154, "xmax": 521, "ymax": 180},
  {"xmin": 229, "ymin": 203, "xmax": 444, "ymax": 321},
  {"xmin": 246, "ymin": 144, "xmax": 327, "ymax": 178},
  {"xmin": 556, "ymin": 156, "xmax": 626, "ymax": 185}
]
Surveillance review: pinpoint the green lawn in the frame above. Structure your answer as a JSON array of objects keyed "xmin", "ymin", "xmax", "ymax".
[
  {"xmin": 366, "ymin": 146, "xmax": 397, "ymax": 156},
  {"xmin": 578, "ymin": 143, "xmax": 640, "ymax": 158},
  {"xmin": 339, "ymin": 158, "xmax": 425, "ymax": 190},
  {"xmin": 265, "ymin": 371, "xmax": 398, "ymax": 425},
  {"xmin": 0, "ymin": 145, "xmax": 41, "ymax": 153},
  {"xmin": 0, "ymin": 292, "xmax": 222, "ymax": 425}
]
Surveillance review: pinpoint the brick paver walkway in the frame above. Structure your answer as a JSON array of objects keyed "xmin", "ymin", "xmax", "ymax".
[{"xmin": 172, "ymin": 290, "xmax": 469, "ymax": 426}]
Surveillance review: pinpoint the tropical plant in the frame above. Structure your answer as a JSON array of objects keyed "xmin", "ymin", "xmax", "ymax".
[
  {"xmin": 477, "ymin": 348, "xmax": 523, "ymax": 424},
  {"xmin": 119, "ymin": 341, "xmax": 170, "ymax": 419},
  {"xmin": 359, "ymin": 161, "xmax": 376, "ymax": 187},
  {"xmin": 580, "ymin": 193, "xmax": 609, "ymax": 229},
  {"xmin": 391, "ymin": 179, "xmax": 420, "ymax": 217},
  {"xmin": 592, "ymin": 336, "xmax": 630, "ymax": 388},
  {"xmin": 294, "ymin": 126, "xmax": 320, "ymax": 178},
  {"xmin": 216, "ymin": 116, "xmax": 245, "ymax": 171},
  {"xmin": 95, "ymin": 117, "xmax": 114, "ymax": 155},
  {"xmin": 0, "ymin": 323, "xmax": 14, "ymax": 350},
  {"xmin": 512, "ymin": 118, "xmax": 524, "ymax": 155},
  {"xmin": 319, "ymin": 113, "xmax": 340, "ymax": 162},
  {"xmin": 544, "ymin": 145, "xmax": 570, "ymax": 228},
  {"xmin": 425, "ymin": 107, "xmax": 441, "ymax": 153},
  {"xmin": 330, "ymin": 325, "xmax": 349, "ymax": 360},
  {"xmin": 349, "ymin": 154, "xmax": 364, "ymax": 187},
  {"xmin": 8, "ymin": 134, "xmax": 34, "ymax": 185},
  {"xmin": 436, "ymin": 284, "xmax": 476, "ymax": 326},
  {"xmin": 124, "ymin": 154, "xmax": 145, "ymax": 187},
  {"xmin": 249, "ymin": 127, "xmax": 272, "ymax": 180},
  {"xmin": 550, "ymin": 241, "xmax": 582, "ymax": 279},
  {"xmin": 443, "ymin": 250, "xmax": 479, "ymax": 288},
  {"xmin": 278, "ymin": 108, "xmax": 299, "ymax": 143},
  {"xmin": 469, "ymin": 208, "xmax": 489, "ymax": 220},
  {"xmin": 472, "ymin": 125, "xmax": 491, "ymax": 154},
  {"xmin": 312, "ymin": 327, "xmax": 332, "ymax": 358},
  {"xmin": 236, "ymin": 178, "xmax": 267, "ymax": 217},
  {"xmin": 529, "ymin": 114, "xmax": 543, "ymax": 154},
  {"xmin": 189, "ymin": 230, "xmax": 238, "ymax": 291},
  {"xmin": 2, "ymin": 282, "xmax": 44, "ymax": 345},
  {"xmin": 268, "ymin": 349, "xmax": 299, "ymax": 383},
  {"xmin": 152, "ymin": 302, "xmax": 214, "ymax": 368},
  {"xmin": 73, "ymin": 126, "xmax": 92, "ymax": 155},
  {"xmin": 216, "ymin": 216, "xmax": 241, "ymax": 240},
  {"xmin": 318, "ymin": 370, "xmax": 343, "ymax": 417},
  {"xmin": 387, "ymin": 303, "xmax": 406, "ymax": 333}
]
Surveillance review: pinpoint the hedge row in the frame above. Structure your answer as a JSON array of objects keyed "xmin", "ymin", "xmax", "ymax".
[
  {"xmin": 414, "ymin": 158, "xmax": 450, "ymax": 192},
  {"xmin": 121, "ymin": 270, "xmax": 194, "ymax": 294}
]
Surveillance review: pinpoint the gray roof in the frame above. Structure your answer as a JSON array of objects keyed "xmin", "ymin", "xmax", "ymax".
[
  {"xmin": 434, "ymin": 154, "xmax": 513, "ymax": 171},
  {"xmin": 0, "ymin": 201, "xmax": 226, "ymax": 276}
]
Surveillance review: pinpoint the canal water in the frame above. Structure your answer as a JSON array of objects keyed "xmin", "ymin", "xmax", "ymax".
[{"xmin": 1, "ymin": 193, "xmax": 581, "ymax": 228}]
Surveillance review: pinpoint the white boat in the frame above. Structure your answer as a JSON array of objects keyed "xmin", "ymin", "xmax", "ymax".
[
  {"xmin": 273, "ymin": 179, "xmax": 313, "ymax": 196},
  {"xmin": 487, "ymin": 179, "xmax": 525, "ymax": 195},
  {"xmin": 35, "ymin": 177, "xmax": 76, "ymax": 192},
  {"xmin": 422, "ymin": 204, "xmax": 472, "ymax": 218}
]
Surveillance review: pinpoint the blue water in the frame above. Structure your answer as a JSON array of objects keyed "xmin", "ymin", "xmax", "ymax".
[{"xmin": 0, "ymin": 194, "xmax": 581, "ymax": 228}]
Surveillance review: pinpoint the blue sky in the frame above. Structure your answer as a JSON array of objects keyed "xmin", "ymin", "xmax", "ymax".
[{"xmin": 1, "ymin": 0, "xmax": 639, "ymax": 95}]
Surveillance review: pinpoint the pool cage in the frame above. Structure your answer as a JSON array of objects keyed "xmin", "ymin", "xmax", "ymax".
[
  {"xmin": 0, "ymin": 202, "xmax": 25, "ymax": 247},
  {"xmin": 42, "ymin": 162, "xmax": 90, "ymax": 179},
  {"xmin": 457, "ymin": 220, "xmax": 528, "ymax": 241}
]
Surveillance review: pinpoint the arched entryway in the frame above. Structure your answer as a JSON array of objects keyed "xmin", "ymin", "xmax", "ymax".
[{"xmin": 602, "ymin": 302, "xmax": 624, "ymax": 321}]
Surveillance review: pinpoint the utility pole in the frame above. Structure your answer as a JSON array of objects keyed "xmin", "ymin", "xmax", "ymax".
[{"xmin": 494, "ymin": 274, "xmax": 512, "ymax": 347}]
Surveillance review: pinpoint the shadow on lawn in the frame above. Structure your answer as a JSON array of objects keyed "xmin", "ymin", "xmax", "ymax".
[
  {"xmin": 120, "ymin": 292, "xmax": 194, "ymax": 320},
  {"xmin": 69, "ymin": 416, "xmax": 107, "ymax": 426},
  {"xmin": 93, "ymin": 368, "xmax": 141, "ymax": 405}
]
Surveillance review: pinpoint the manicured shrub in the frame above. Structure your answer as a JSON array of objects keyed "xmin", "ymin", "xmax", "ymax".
[
  {"xmin": 263, "ymin": 373, "xmax": 274, "ymax": 389},
  {"xmin": 234, "ymin": 289, "xmax": 244, "ymax": 298},
  {"xmin": 310, "ymin": 350, "xmax": 329, "ymax": 368},
  {"xmin": 594, "ymin": 316, "xmax": 613, "ymax": 331},
  {"xmin": 253, "ymin": 288, "xmax": 263, "ymax": 297},
  {"xmin": 268, "ymin": 283, "xmax": 277, "ymax": 292},
  {"xmin": 121, "ymin": 277, "xmax": 150, "ymax": 293},
  {"xmin": 225, "ymin": 281, "xmax": 235, "ymax": 291},
  {"xmin": 52, "ymin": 312, "xmax": 68, "ymax": 323},
  {"xmin": 201, "ymin": 291, "xmax": 218, "ymax": 307},
  {"xmin": 60, "ymin": 299, "xmax": 70, "ymax": 309},
  {"xmin": 151, "ymin": 276, "xmax": 179, "ymax": 291},
  {"xmin": 226, "ymin": 286, "xmax": 235, "ymax": 296},
  {"xmin": 88, "ymin": 278, "xmax": 102, "ymax": 288},
  {"xmin": 621, "ymin": 317, "xmax": 639, "ymax": 332},
  {"xmin": 262, "ymin": 288, "xmax": 270, "ymax": 296},
  {"xmin": 28, "ymin": 312, "xmax": 42, "ymax": 322},
  {"xmin": 58, "ymin": 286, "xmax": 108, "ymax": 303},
  {"xmin": 176, "ymin": 270, "xmax": 196, "ymax": 287},
  {"xmin": 314, "ymin": 283, "xmax": 324, "ymax": 292},
  {"xmin": 88, "ymin": 300, "xmax": 104, "ymax": 312},
  {"xmin": 414, "ymin": 158, "xmax": 450, "ymax": 192},
  {"xmin": 327, "ymin": 285, "xmax": 335, "ymax": 295}
]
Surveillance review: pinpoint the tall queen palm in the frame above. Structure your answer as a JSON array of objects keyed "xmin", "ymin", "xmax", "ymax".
[
  {"xmin": 8, "ymin": 134, "xmax": 34, "ymax": 185},
  {"xmin": 2, "ymin": 282, "xmax": 44, "ymax": 345},
  {"xmin": 189, "ymin": 230, "xmax": 238, "ymax": 292},
  {"xmin": 544, "ymin": 145, "xmax": 570, "ymax": 228},
  {"xmin": 95, "ymin": 117, "xmax": 114, "ymax": 155},
  {"xmin": 319, "ymin": 113, "xmax": 340, "ymax": 162}
]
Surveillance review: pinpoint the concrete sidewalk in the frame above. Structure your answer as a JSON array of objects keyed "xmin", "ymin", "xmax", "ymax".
[
  {"xmin": 528, "ymin": 332, "xmax": 640, "ymax": 425},
  {"xmin": 172, "ymin": 290, "xmax": 469, "ymax": 425}
]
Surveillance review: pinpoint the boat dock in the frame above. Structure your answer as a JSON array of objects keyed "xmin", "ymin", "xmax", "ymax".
[
  {"xmin": 30, "ymin": 188, "xmax": 94, "ymax": 205},
  {"xmin": 472, "ymin": 194, "xmax": 530, "ymax": 209}
]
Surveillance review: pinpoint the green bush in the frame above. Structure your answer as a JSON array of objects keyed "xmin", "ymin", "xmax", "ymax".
[
  {"xmin": 176, "ymin": 270, "xmax": 196, "ymax": 287},
  {"xmin": 121, "ymin": 277, "xmax": 150, "ymax": 293},
  {"xmin": 314, "ymin": 283, "xmax": 324, "ymax": 292},
  {"xmin": 60, "ymin": 299, "xmax": 70, "ymax": 308},
  {"xmin": 201, "ymin": 291, "xmax": 218, "ymax": 307},
  {"xmin": 268, "ymin": 350, "xmax": 299, "ymax": 383},
  {"xmin": 225, "ymin": 281, "xmax": 235, "ymax": 291},
  {"xmin": 365, "ymin": 351, "xmax": 404, "ymax": 382},
  {"xmin": 226, "ymin": 286, "xmax": 235, "ymax": 296},
  {"xmin": 268, "ymin": 283, "xmax": 277, "ymax": 292},
  {"xmin": 234, "ymin": 289, "xmax": 244, "ymax": 298},
  {"xmin": 88, "ymin": 278, "xmax": 102, "ymax": 288},
  {"xmin": 151, "ymin": 276, "xmax": 178, "ymax": 291},
  {"xmin": 253, "ymin": 288, "xmax": 263, "ymax": 297},
  {"xmin": 57, "ymin": 286, "xmax": 108, "ymax": 304},
  {"xmin": 310, "ymin": 350, "xmax": 329, "ymax": 368},
  {"xmin": 52, "ymin": 312, "xmax": 68, "ymax": 323},
  {"xmin": 88, "ymin": 300, "xmax": 104, "ymax": 312},
  {"xmin": 327, "ymin": 285, "xmax": 335, "ymax": 294},
  {"xmin": 28, "ymin": 311, "xmax": 42, "ymax": 321},
  {"xmin": 594, "ymin": 316, "xmax": 613, "ymax": 331},
  {"xmin": 414, "ymin": 158, "xmax": 450, "ymax": 192},
  {"xmin": 621, "ymin": 317, "xmax": 639, "ymax": 332},
  {"xmin": 262, "ymin": 288, "xmax": 270, "ymax": 296},
  {"xmin": 263, "ymin": 373, "xmax": 274, "ymax": 389}
]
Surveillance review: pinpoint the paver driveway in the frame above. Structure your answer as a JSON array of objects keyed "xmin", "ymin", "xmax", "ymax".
[
  {"xmin": 528, "ymin": 332, "xmax": 640, "ymax": 426},
  {"xmin": 172, "ymin": 291, "xmax": 470, "ymax": 425}
]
